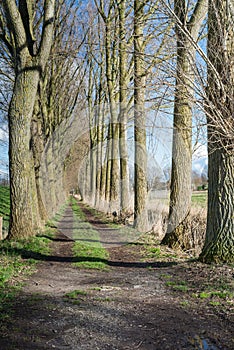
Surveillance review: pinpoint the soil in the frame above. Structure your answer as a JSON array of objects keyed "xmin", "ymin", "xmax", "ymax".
[{"xmin": 0, "ymin": 203, "xmax": 233, "ymax": 350}]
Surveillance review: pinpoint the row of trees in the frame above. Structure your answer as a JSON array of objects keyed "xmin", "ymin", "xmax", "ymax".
[
  {"xmin": 0, "ymin": 0, "xmax": 88, "ymax": 237},
  {"xmin": 0, "ymin": 0, "xmax": 233, "ymax": 263}
]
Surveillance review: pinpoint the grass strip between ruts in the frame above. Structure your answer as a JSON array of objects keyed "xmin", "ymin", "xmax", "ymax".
[{"xmin": 71, "ymin": 198, "xmax": 109, "ymax": 270}]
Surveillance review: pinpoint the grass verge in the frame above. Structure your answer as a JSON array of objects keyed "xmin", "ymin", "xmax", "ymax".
[
  {"xmin": 0, "ymin": 184, "xmax": 52, "ymax": 312},
  {"xmin": 0, "ymin": 234, "xmax": 53, "ymax": 320},
  {"xmin": 160, "ymin": 264, "xmax": 234, "ymax": 311}
]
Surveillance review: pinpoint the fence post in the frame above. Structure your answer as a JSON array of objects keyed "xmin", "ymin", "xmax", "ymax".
[{"xmin": 0, "ymin": 217, "xmax": 2, "ymax": 240}]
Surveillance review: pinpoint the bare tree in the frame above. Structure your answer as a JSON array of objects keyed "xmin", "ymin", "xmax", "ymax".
[
  {"xmin": 37, "ymin": 1, "xmax": 88, "ymax": 218},
  {"xmin": 161, "ymin": 0, "xmax": 207, "ymax": 249},
  {"xmin": 1, "ymin": 0, "xmax": 55, "ymax": 238},
  {"xmin": 134, "ymin": 0, "xmax": 148, "ymax": 231},
  {"xmin": 118, "ymin": 0, "xmax": 130, "ymax": 214},
  {"xmin": 199, "ymin": 0, "xmax": 234, "ymax": 263}
]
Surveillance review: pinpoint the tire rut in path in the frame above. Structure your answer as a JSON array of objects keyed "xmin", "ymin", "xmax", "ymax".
[{"xmin": 0, "ymin": 204, "xmax": 232, "ymax": 349}]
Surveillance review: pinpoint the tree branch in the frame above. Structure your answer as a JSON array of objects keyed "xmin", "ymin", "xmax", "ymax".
[
  {"xmin": 18, "ymin": 0, "xmax": 35, "ymax": 56},
  {"xmin": 38, "ymin": 0, "xmax": 55, "ymax": 68},
  {"xmin": 189, "ymin": 0, "xmax": 208, "ymax": 39},
  {"xmin": 2, "ymin": 0, "xmax": 27, "ymax": 52}
]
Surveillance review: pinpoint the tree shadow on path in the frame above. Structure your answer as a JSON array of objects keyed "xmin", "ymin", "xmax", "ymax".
[{"xmin": 0, "ymin": 243, "xmax": 177, "ymax": 269}]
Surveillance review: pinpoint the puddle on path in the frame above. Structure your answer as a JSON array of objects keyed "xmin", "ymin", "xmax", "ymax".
[{"xmin": 189, "ymin": 335, "xmax": 219, "ymax": 350}]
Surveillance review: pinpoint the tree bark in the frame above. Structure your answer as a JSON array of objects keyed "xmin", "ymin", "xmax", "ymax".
[
  {"xmin": 200, "ymin": 0, "xmax": 234, "ymax": 263},
  {"xmin": 105, "ymin": 121, "xmax": 112, "ymax": 206},
  {"xmin": 162, "ymin": 0, "xmax": 207, "ymax": 249},
  {"xmin": 105, "ymin": 17, "xmax": 120, "ymax": 210},
  {"xmin": 99, "ymin": 105, "xmax": 107, "ymax": 208},
  {"xmin": 118, "ymin": 0, "xmax": 130, "ymax": 214},
  {"xmin": 2, "ymin": 0, "xmax": 55, "ymax": 238},
  {"xmin": 200, "ymin": 148, "xmax": 234, "ymax": 262},
  {"xmin": 31, "ymin": 100, "xmax": 48, "ymax": 222},
  {"xmin": 9, "ymin": 69, "xmax": 40, "ymax": 238},
  {"xmin": 134, "ymin": 0, "xmax": 148, "ymax": 232}
]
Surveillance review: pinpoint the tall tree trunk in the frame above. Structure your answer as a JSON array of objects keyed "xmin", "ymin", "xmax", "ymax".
[
  {"xmin": 99, "ymin": 104, "xmax": 107, "ymax": 208},
  {"xmin": 118, "ymin": 0, "xmax": 130, "ymax": 214},
  {"xmin": 3, "ymin": 0, "xmax": 55, "ymax": 238},
  {"xmin": 31, "ymin": 101, "xmax": 48, "ymax": 222},
  {"xmin": 37, "ymin": 71, "xmax": 58, "ymax": 218},
  {"xmin": 95, "ymin": 125, "xmax": 101, "ymax": 207},
  {"xmin": 162, "ymin": 0, "xmax": 207, "ymax": 249},
  {"xmin": 95, "ymin": 102, "xmax": 103, "ymax": 208},
  {"xmin": 90, "ymin": 138, "xmax": 97, "ymax": 205},
  {"xmin": 200, "ymin": 0, "xmax": 234, "ymax": 263},
  {"xmin": 200, "ymin": 147, "xmax": 234, "ymax": 262},
  {"xmin": 134, "ymin": 0, "xmax": 148, "ymax": 232},
  {"xmin": 94, "ymin": 2, "xmax": 107, "ymax": 207},
  {"xmin": 41, "ymin": 135, "xmax": 57, "ymax": 217},
  {"xmin": 105, "ymin": 121, "xmax": 112, "ymax": 206},
  {"xmin": 87, "ymin": 51, "xmax": 96, "ymax": 205},
  {"xmin": 162, "ymin": 31, "xmax": 193, "ymax": 248},
  {"xmin": 105, "ymin": 18, "xmax": 120, "ymax": 210},
  {"xmin": 9, "ymin": 69, "xmax": 40, "ymax": 238},
  {"xmin": 93, "ymin": 17, "xmax": 105, "ymax": 209},
  {"xmin": 94, "ymin": 0, "xmax": 119, "ymax": 212}
]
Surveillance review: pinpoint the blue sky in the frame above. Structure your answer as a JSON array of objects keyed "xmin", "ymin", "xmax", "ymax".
[{"xmin": 0, "ymin": 125, "xmax": 8, "ymax": 174}]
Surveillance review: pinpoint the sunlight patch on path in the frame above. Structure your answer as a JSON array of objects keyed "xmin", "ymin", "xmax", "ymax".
[{"xmin": 58, "ymin": 203, "xmax": 141, "ymax": 248}]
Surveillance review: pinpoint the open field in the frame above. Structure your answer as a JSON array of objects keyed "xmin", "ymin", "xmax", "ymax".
[
  {"xmin": 148, "ymin": 189, "xmax": 207, "ymax": 208},
  {"xmin": 0, "ymin": 185, "xmax": 10, "ymax": 236},
  {"xmin": 191, "ymin": 191, "xmax": 207, "ymax": 208}
]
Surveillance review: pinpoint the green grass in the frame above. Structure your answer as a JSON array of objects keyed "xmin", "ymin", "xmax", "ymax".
[
  {"xmin": 209, "ymin": 301, "xmax": 221, "ymax": 306},
  {"xmin": 160, "ymin": 273, "xmax": 172, "ymax": 280},
  {"xmin": 79, "ymin": 203, "xmax": 141, "ymax": 239},
  {"xmin": 0, "ymin": 185, "xmax": 10, "ymax": 235},
  {"xmin": 142, "ymin": 243, "xmax": 180, "ymax": 261},
  {"xmin": 161, "ymin": 265, "xmax": 234, "ymax": 311},
  {"xmin": 64, "ymin": 289, "xmax": 87, "ymax": 299},
  {"xmin": 191, "ymin": 191, "xmax": 207, "ymax": 208},
  {"xmin": 197, "ymin": 290, "xmax": 233, "ymax": 300},
  {"xmin": 90, "ymin": 286, "xmax": 102, "ymax": 291},
  {"xmin": 46, "ymin": 200, "xmax": 70, "ymax": 229},
  {"xmin": 0, "ymin": 185, "xmax": 52, "ymax": 309},
  {"xmin": 72, "ymin": 243, "xmax": 109, "ymax": 270},
  {"xmin": 83, "ymin": 206, "xmax": 110, "ymax": 224},
  {"xmin": 199, "ymin": 291, "xmax": 210, "ymax": 299},
  {"xmin": 71, "ymin": 198, "xmax": 109, "ymax": 270},
  {"xmin": 0, "ymin": 185, "xmax": 54, "ymax": 314},
  {"xmin": 146, "ymin": 246, "xmax": 161, "ymax": 258},
  {"xmin": 0, "ymin": 234, "xmax": 52, "ymax": 318},
  {"xmin": 71, "ymin": 197, "xmax": 86, "ymax": 220},
  {"xmin": 173, "ymin": 284, "xmax": 189, "ymax": 292},
  {"xmin": 94, "ymin": 297, "xmax": 112, "ymax": 302},
  {"xmin": 165, "ymin": 280, "xmax": 189, "ymax": 292}
]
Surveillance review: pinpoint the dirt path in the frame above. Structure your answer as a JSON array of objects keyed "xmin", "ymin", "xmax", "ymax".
[{"xmin": 0, "ymin": 204, "xmax": 233, "ymax": 349}]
